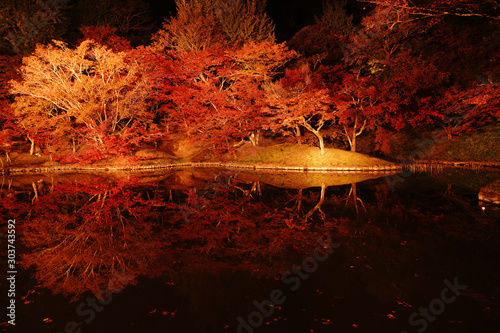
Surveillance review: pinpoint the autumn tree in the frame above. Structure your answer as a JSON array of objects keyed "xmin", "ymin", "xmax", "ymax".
[
  {"xmin": 321, "ymin": 65, "xmax": 386, "ymax": 152},
  {"xmin": 315, "ymin": 0, "xmax": 354, "ymax": 36},
  {"xmin": 151, "ymin": 0, "xmax": 223, "ymax": 52},
  {"xmin": 151, "ymin": 0, "xmax": 275, "ymax": 52},
  {"xmin": 213, "ymin": 0, "xmax": 275, "ymax": 43},
  {"xmin": 0, "ymin": 55, "xmax": 22, "ymax": 162},
  {"xmin": 434, "ymin": 78, "xmax": 500, "ymax": 140},
  {"xmin": 334, "ymin": 3, "xmax": 489, "ymax": 153},
  {"xmin": 264, "ymin": 63, "xmax": 333, "ymax": 153},
  {"xmin": 161, "ymin": 42, "xmax": 295, "ymax": 151},
  {"xmin": 226, "ymin": 41, "xmax": 295, "ymax": 145},
  {"xmin": 10, "ymin": 40, "xmax": 157, "ymax": 156}
]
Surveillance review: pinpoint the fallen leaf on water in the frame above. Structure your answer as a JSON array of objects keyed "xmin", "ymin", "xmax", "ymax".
[
  {"xmin": 321, "ymin": 318, "xmax": 333, "ymax": 325},
  {"xmin": 161, "ymin": 310, "xmax": 177, "ymax": 317},
  {"xmin": 396, "ymin": 299, "xmax": 412, "ymax": 308}
]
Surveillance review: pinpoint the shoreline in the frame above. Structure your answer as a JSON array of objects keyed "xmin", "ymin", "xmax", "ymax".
[
  {"xmin": 2, "ymin": 159, "xmax": 500, "ymax": 176},
  {"xmin": 0, "ymin": 161, "xmax": 402, "ymax": 175}
]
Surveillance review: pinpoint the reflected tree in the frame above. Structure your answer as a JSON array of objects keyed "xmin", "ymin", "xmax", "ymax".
[
  {"xmin": 20, "ymin": 179, "xmax": 165, "ymax": 299},
  {"xmin": 343, "ymin": 182, "xmax": 368, "ymax": 234}
]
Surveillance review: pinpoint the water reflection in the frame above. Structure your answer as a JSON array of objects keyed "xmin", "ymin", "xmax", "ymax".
[
  {"xmin": 2, "ymin": 169, "xmax": 500, "ymax": 332},
  {"xmin": 18, "ymin": 177, "xmax": 164, "ymax": 298}
]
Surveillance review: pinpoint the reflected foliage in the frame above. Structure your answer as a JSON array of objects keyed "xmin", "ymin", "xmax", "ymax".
[
  {"xmin": 20, "ymin": 177, "xmax": 164, "ymax": 298},
  {"xmin": 2, "ymin": 169, "xmax": 499, "ymax": 324}
]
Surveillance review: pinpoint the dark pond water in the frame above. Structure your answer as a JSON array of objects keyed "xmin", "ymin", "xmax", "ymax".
[{"xmin": 1, "ymin": 168, "xmax": 500, "ymax": 333}]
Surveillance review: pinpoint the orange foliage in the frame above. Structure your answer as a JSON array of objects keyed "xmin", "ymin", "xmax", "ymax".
[{"xmin": 10, "ymin": 40, "xmax": 158, "ymax": 157}]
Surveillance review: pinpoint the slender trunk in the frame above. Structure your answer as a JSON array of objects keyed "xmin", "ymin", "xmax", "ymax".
[
  {"xmin": 317, "ymin": 131, "xmax": 325, "ymax": 153},
  {"xmin": 249, "ymin": 130, "xmax": 260, "ymax": 146},
  {"xmin": 351, "ymin": 183, "xmax": 357, "ymax": 206},
  {"xmin": 351, "ymin": 118, "xmax": 358, "ymax": 152},
  {"xmin": 296, "ymin": 188, "xmax": 303, "ymax": 213},
  {"xmin": 295, "ymin": 124, "xmax": 302, "ymax": 146},
  {"xmin": 32, "ymin": 182, "xmax": 39, "ymax": 202},
  {"xmin": 28, "ymin": 136, "xmax": 35, "ymax": 155},
  {"xmin": 444, "ymin": 127, "xmax": 453, "ymax": 140},
  {"xmin": 302, "ymin": 119, "xmax": 325, "ymax": 154},
  {"xmin": 5, "ymin": 150, "xmax": 11, "ymax": 163}
]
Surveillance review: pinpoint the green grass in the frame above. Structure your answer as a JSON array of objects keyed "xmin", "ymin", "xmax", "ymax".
[
  {"xmin": 233, "ymin": 143, "xmax": 394, "ymax": 167},
  {"xmin": 431, "ymin": 122, "xmax": 500, "ymax": 162}
]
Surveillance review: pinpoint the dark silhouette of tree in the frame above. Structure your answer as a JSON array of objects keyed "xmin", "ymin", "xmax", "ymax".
[
  {"xmin": 0, "ymin": 0, "xmax": 70, "ymax": 54},
  {"xmin": 67, "ymin": 0, "xmax": 156, "ymax": 46},
  {"xmin": 315, "ymin": 0, "xmax": 354, "ymax": 36}
]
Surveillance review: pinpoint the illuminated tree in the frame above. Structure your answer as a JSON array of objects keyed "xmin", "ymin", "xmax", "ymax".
[
  {"xmin": 434, "ymin": 79, "xmax": 500, "ymax": 140},
  {"xmin": 264, "ymin": 63, "xmax": 333, "ymax": 152},
  {"xmin": 0, "ymin": 55, "xmax": 21, "ymax": 161},
  {"xmin": 151, "ymin": 0, "xmax": 223, "ymax": 52},
  {"xmin": 214, "ymin": 0, "xmax": 275, "ymax": 43},
  {"xmin": 325, "ymin": 66, "xmax": 385, "ymax": 152},
  {"xmin": 160, "ymin": 42, "xmax": 295, "ymax": 151},
  {"xmin": 10, "ymin": 40, "xmax": 156, "ymax": 155}
]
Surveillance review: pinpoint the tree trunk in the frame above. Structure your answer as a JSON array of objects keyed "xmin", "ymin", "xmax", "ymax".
[
  {"xmin": 29, "ymin": 136, "xmax": 35, "ymax": 155},
  {"xmin": 295, "ymin": 124, "xmax": 302, "ymax": 146},
  {"xmin": 302, "ymin": 119, "xmax": 325, "ymax": 154},
  {"xmin": 303, "ymin": 183, "xmax": 326, "ymax": 220},
  {"xmin": 249, "ymin": 130, "xmax": 260, "ymax": 146},
  {"xmin": 32, "ymin": 182, "xmax": 39, "ymax": 202},
  {"xmin": 351, "ymin": 134, "xmax": 356, "ymax": 152},
  {"xmin": 316, "ymin": 131, "xmax": 325, "ymax": 153},
  {"xmin": 233, "ymin": 138, "xmax": 246, "ymax": 148}
]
